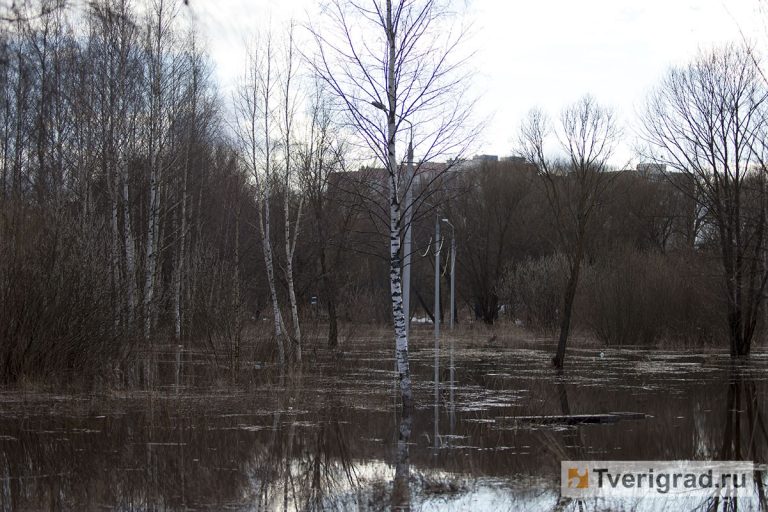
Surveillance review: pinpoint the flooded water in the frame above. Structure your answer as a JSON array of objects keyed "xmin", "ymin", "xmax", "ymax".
[{"xmin": 0, "ymin": 332, "xmax": 767, "ymax": 511}]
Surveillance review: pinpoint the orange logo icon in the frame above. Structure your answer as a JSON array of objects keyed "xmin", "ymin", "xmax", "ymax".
[{"xmin": 568, "ymin": 467, "xmax": 589, "ymax": 489}]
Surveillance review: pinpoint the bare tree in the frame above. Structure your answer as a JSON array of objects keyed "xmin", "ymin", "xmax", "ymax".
[
  {"xmin": 234, "ymin": 34, "xmax": 285, "ymax": 365},
  {"xmin": 234, "ymin": 28, "xmax": 313, "ymax": 366},
  {"xmin": 276, "ymin": 24, "xmax": 303, "ymax": 363},
  {"xmin": 297, "ymin": 84, "xmax": 353, "ymax": 348},
  {"xmin": 309, "ymin": 0, "xmax": 476, "ymax": 409},
  {"xmin": 639, "ymin": 44, "xmax": 768, "ymax": 358},
  {"xmin": 520, "ymin": 95, "xmax": 620, "ymax": 370}
]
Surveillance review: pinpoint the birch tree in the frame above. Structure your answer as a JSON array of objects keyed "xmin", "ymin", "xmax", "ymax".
[
  {"xmin": 233, "ymin": 33, "xmax": 288, "ymax": 366},
  {"xmin": 142, "ymin": 0, "xmax": 179, "ymax": 341},
  {"xmin": 276, "ymin": 25, "xmax": 303, "ymax": 363},
  {"xmin": 89, "ymin": 0, "xmax": 141, "ymax": 333},
  {"xmin": 310, "ymin": 0, "xmax": 476, "ymax": 409}
]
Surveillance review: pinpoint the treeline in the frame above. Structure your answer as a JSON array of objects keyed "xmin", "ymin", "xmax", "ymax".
[
  {"xmin": 436, "ymin": 159, "xmax": 723, "ymax": 348},
  {"xmin": 0, "ymin": 0, "xmax": 387, "ymax": 384},
  {"xmin": 1, "ymin": 1, "xmax": 766, "ymax": 384},
  {"xmin": 0, "ymin": 0, "xmax": 254, "ymax": 384}
]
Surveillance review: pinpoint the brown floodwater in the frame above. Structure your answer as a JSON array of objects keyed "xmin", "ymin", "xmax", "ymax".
[{"xmin": 0, "ymin": 332, "xmax": 767, "ymax": 511}]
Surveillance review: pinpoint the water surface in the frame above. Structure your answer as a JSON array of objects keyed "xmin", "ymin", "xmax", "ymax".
[{"xmin": 0, "ymin": 334, "xmax": 766, "ymax": 511}]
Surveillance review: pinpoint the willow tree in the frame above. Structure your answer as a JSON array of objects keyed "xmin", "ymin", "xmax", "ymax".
[
  {"xmin": 309, "ymin": 0, "xmax": 475, "ymax": 410},
  {"xmin": 640, "ymin": 45, "xmax": 768, "ymax": 358}
]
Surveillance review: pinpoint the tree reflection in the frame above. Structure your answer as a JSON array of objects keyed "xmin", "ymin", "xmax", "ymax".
[
  {"xmin": 707, "ymin": 364, "xmax": 768, "ymax": 512},
  {"xmin": 392, "ymin": 405, "xmax": 413, "ymax": 511}
]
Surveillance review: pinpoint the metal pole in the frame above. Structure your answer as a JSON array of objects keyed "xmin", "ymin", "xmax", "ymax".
[
  {"xmin": 434, "ymin": 215, "xmax": 440, "ymax": 434},
  {"xmin": 434, "ymin": 216, "xmax": 441, "ymax": 340},
  {"xmin": 449, "ymin": 231, "xmax": 455, "ymax": 436},
  {"xmin": 402, "ymin": 140, "xmax": 413, "ymax": 337},
  {"xmin": 450, "ymin": 236, "xmax": 455, "ymax": 330}
]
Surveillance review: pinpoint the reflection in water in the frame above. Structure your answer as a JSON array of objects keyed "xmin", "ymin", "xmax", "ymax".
[
  {"xmin": 392, "ymin": 406, "xmax": 413, "ymax": 511},
  {"xmin": 706, "ymin": 364, "xmax": 768, "ymax": 512},
  {"xmin": 0, "ymin": 342, "xmax": 767, "ymax": 510}
]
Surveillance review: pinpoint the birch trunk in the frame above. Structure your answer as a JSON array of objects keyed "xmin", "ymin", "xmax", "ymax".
[
  {"xmin": 143, "ymin": 158, "xmax": 159, "ymax": 340},
  {"xmin": 109, "ymin": 167, "xmax": 121, "ymax": 333},
  {"xmin": 284, "ymin": 198, "xmax": 302, "ymax": 363},
  {"xmin": 386, "ymin": 0, "xmax": 412, "ymax": 409},
  {"xmin": 143, "ymin": 0, "xmax": 168, "ymax": 342},
  {"xmin": 121, "ymin": 164, "xmax": 136, "ymax": 328},
  {"xmin": 261, "ymin": 43, "xmax": 286, "ymax": 365},
  {"xmin": 173, "ymin": 120, "xmax": 190, "ymax": 343},
  {"xmin": 281, "ymin": 29, "xmax": 302, "ymax": 363},
  {"xmin": 392, "ymin": 408, "xmax": 412, "ymax": 508},
  {"xmin": 259, "ymin": 191, "xmax": 285, "ymax": 366}
]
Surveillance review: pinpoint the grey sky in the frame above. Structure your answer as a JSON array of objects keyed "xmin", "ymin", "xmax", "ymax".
[{"xmin": 188, "ymin": 0, "xmax": 767, "ymax": 165}]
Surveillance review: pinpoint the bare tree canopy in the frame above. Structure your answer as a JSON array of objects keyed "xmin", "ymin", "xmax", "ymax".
[
  {"xmin": 519, "ymin": 95, "xmax": 621, "ymax": 369},
  {"xmin": 639, "ymin": 43, "xmax": 768, "ymax": 357},
  {"xmin": 308, "ymin": 0, "xmax": 477, "ymax": 412}
]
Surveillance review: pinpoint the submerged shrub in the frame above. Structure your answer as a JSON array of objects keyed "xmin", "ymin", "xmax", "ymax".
[
  {"xmin": 582, "ymin": 247, "xmax": 725, "ymax": 346},
  {"xmin": 0, "ymin": 205, "xmax": 118, "ymax": 385},
  {"xmin": 500, "ymin": 253, "xmax": 568, "ymax": 332}
]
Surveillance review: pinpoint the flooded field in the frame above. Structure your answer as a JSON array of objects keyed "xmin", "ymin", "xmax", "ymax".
[{"xmin": 0, "ymin": 332, "xmax": 767, "ymax": 511}]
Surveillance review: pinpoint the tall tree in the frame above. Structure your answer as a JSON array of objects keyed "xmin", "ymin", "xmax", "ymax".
[
  {"xmin": 276, "ymin": 24, "xmax": 303, "ymax": 363},
  {"xmin": 233, "ymin": 31, "xmax": 295, "ymax": 366},
  {"xmin": 310, "ymin": 0, "xmax": 476, "ymax": 409},
  {"xmin": 640, "ymin": 44, "xmax": 768, "ymax": 358},
  {"xmin": 520, "ymin": 95, "xmax": 620, "ymax": 370},
  {"xmin": 297, "ymin": 86, "xmax": 352, "ymax": 348}
]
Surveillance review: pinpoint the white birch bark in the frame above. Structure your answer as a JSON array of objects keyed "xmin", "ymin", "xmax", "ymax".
[
  {"xmin": 235, "ymin": 35, "xmax": 288, "ymax": 366},
  {"xmin": 280, "ymin": 29, "xmax": 302, "ymax": 363},
  {"xmin": 143, "ymin": 9, "xmax": 162, "ymax": 342},
  {"xmin": 261, "ymin": 42, "xmax": 286, "ymax": 365},
  {"xmin": 386, "ymin": 0, "xmax": 412, "ymax": 408},
  {"xmin": 109, "ymin": 167, "xmax": 121, "ymax": 333},
  {"xmin": 121, "ymin": 163, "xmax": 136, "ymax": 327},
  {"xmin": 143, "ymin": 162, "xmax": 159, "ymax": 340},
  {"xmin": 260, "ymin": 180, "xmax": 286, "ymax": 366},
  {"xmin": 143, "ymin": 0, "xmax": 172, "ymax": 342},
  {"xmin": 173, "ymin": 171, "xmax": 186, "ymax": 341},
  {"xmin": 284, "ymin": 197, "xmax": 302, "ymax": 362},
  {"xmin": 173, "ymin": 58, "xmax": 194, "ymax": 343}
]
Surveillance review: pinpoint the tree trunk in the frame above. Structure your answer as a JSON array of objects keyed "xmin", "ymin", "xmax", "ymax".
[
  {"xmin": 319, "ymin": 246, "xmax": 338, "ymax": 348},
  {"xmin": 284, "ymin": 196, "xmax": 303, "ymax": 363},
  {"xmin": 121, "ymin": 166, "xmax": 136, "ymax": 329},
  {"xmin": 413, "ymin": 285, "xmax": 434, "ymax": 324},
  {"xmin": 386, "ymin": 0, "xmax": 412, "ymax": 410},
  {"xmin": 260, "ymin": 196, "xmax": 285, "ymax": 366},
  {"xmin": 143, "ymin": 160, "xmax": 159, "ymax": 341},
  {"xmin": 553, "ymin": 247, "xmax": 584, "ymax": 369}
]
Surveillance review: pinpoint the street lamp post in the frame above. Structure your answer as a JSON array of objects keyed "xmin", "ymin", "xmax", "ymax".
[
  {"xmin": 434, "ymin": 214, "xmax": 440, "ymax": 398},
  {"xmin": 441, "ymin": 218, "xmax": 456, "ymax": 433},
  {"xmin": 433, "ymin": 214, "xmax": 441, "ymax": 452},
  {"xmin": 434, "ymin": 215, "xmax": 441, "ymax": 341},
  {"xmin": 402, "ymin": 133, "xmax": 414, "ymax": 337},
  {"xmin": 441, "ymin": 218, "xmax": 455, "ymax": 330}
]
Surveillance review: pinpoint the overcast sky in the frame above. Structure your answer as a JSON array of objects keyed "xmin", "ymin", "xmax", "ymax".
[{"xmin": 187, "ymin": 0, "xmax": 767, "ymax": 165}]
